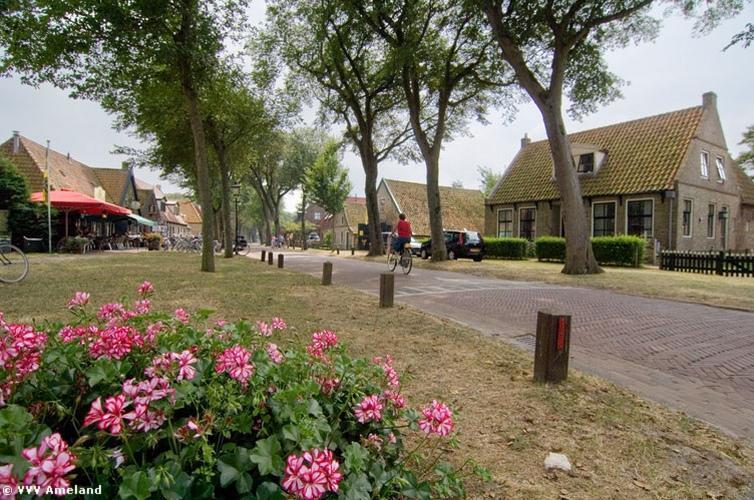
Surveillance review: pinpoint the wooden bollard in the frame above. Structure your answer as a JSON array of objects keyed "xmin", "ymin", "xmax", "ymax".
[
  {"xmin": 261, "ymin": 250, "xmax": 266, "ymax": 261},
  {"xmin": 533, "ymin": 310, "xmax": 571, "ymax": 383},
  {"xmin": 379, "ymin": 272, "xmax": 394, "ymax": 308},
  {"xmin": 351, "ymin": 248, "xmax": 355, "ymax": 255},
  {"xmin": 322, "ymin": 262, "xmax": 333, "ymax": 285},
  {"xmin": 268, "ymin": 252, "xmax": 273, "ymax": 265},
  {"xmin": 277, "ymin": 254, "xmax": 284, "ymax": 268}
]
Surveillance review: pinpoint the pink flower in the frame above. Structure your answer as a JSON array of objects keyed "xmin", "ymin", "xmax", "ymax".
[
  {"xmin": 306, "ymin": 331, "xmax": 338, "ymax": 359},
  {"xmin": 282, "ymin": 449, "xmax": 342, "ymax": 499},
  {"xmin": 124, "ymin": 404, "xmax": 165, "ymax": 432},
  {"xmin": 134, "ymin": 299, "xmax": 151, "ymax": 315},
  {"xmin": 265, "ymin": 343, "xmax": 284, "ymax": 364},
  {"xmin": 175, "ymin": 350, "xmax": 197, "ymax": 381},
  {"xmin": 21, "ymin": 433, "xmax": 76, "ymax": 491},
  {"xmin": 0, "ymin": 464, "xmax": 18, "ymax": 500},
  {"xmin": 97, "ymin": 302, "xmax": 127, "ymax": 321},
  {"xmin": 66, "ymin": 291, "xmax": 90, "ymax": 309},
  {"xmin": 382, "ymin": 390, "xmax": 406, "ymax": 409},
  {"xmin": 387, "ymin": 432, "xmax": 397, "ymax": 444},
  {"xmin": 374, "ymin": 354, "xmax": 400, "ymax": 388},
  {"xmin": 146, "ymin": 350, "xmax": 197, "ymax": 381},
  {"xmin": 215, "ymin": 345, "xmax": 255, "ymax": 387},
  {"xmin": 418, "ymin": 400, "xmax": 454, "ymax": 437},
  {"xmin": 317, "ymin": 377, "xmax": 340, "ymax": 396},
  {"xmin": 137, "ymin": 281, "xmax": 155, "ymax": 296},
  {"xmin": 257, "ymin": 321, "xmax": 271, "ymax": 337},
  {"xmin": 0, "ymin": 323, "xmax": 47, "ymax": 399},
  {"xmin": 173, "ymin": 308, "xmax": 190, "ymax": 325},
  {"xmin": 271, "ymin": 317, "xmax": 287, "ymax": 330},
  {"xmin": 84, "ymin": 395, "xmax": 129, "ymax": 434},
  {"xmin": 174, "ymin": 418, "xmax": 204, "ymax": 441},
  {"xmin": 353, "ymin": 394, "xmax": 383, "ymax": 424},
  {"xmin": 0, "ymin": 313, "xmax": 7, "ymax": 332},
  {"xmin": 365, "ymin": 433, "xmax": 383, "ymax": 449},
  {"xmin": 144, "ymin": 322, "xmax": 164, "ymax": 343},
  {"xmin": 88, "ymin": 325, "xmax": 139, "ymax": 360}
]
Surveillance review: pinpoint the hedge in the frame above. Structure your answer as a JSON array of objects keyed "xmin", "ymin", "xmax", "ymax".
[
  {"xmin": 535, "ymin": 235, "xmax": 646, "ymax": 267},
  {"xmin": 592, "ymin": 236, "xmax": 645, "ymax": 267},
  {"xmin": 484, "ymin": 237, "xmax": 527, "ymax": 259}
]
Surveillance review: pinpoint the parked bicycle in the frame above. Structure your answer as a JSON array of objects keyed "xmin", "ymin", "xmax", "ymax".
[
  {"xmin": 386, "ymin": 233, "xmax": 412, "ymax": 275},
  {"xmin": 0, "ymin": 238, "xmax": 29, "ymax": 283}
]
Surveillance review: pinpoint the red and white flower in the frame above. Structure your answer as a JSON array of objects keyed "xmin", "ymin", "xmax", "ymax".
[
  {"xmin": 66, "ymin": 291, "xmax": 90, "ymax": 309},
  {"xmin": 353, "ymin": 394, "xmax": 383, "ymax": 424},
  {"xmin": 418, "ymin": 400, "xmax": 454, "ymax": 437}
]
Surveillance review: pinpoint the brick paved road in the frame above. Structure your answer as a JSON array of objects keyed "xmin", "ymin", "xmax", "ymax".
[{"xmin": 263, "ymin": 249, "xmax": 754, "ymax": 443}]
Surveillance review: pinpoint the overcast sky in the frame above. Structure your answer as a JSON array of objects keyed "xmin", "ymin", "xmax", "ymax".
[{"xmin": 1, "ymin": 4, "xmax": 752, "ymax": 211}]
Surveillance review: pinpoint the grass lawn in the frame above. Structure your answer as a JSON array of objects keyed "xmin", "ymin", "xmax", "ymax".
[
  {"xmin": 354, "ymin": 252, "xmax": 754, "ymax": 312},
  {"xmin": 2, "ymin": 252, "xmax": 754, "ymax": 498}
]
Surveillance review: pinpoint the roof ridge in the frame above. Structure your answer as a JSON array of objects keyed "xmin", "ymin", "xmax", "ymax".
[
  {"xmin": 524, "ymin": 106, "xmax": 703, "ymax": 146},
  {"xmin": 384, "ymin": 178, "xmax": 483, "ymax": 193}
]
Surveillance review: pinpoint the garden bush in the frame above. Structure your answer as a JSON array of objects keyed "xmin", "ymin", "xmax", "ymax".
[
  {"xmin": 484, "ymin": 237, "xmax": 527, "ymax": 259},
  {"xmin": 0, "ymin": 283, "xmax": 485, "ymax": 498},
  {"xmin": 535, "ymin": 237, "xmax": 566, "ymax": 262},
  {"xmin": 591, "ymin": 236, "xmax": 645, "ymax": 267}
]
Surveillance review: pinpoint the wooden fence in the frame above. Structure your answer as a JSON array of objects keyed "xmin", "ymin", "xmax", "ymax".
[{"xmin": 659, "ymin": 250, "xmax": 754, "ymax": 277}]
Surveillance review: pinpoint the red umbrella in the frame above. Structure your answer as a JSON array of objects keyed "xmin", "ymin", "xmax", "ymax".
[{"xmin": 30, "ymin": 189, "xmax": 131, "ymax": 236}]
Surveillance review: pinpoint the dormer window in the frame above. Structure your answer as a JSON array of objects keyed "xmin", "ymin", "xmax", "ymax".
[
  {"xmin": 577, "ymin": 153, "xmax": 594, "ymax": 173},
  {"xmin": 715, "ymin": 157, "xmax": 726, "ymax": 182}
]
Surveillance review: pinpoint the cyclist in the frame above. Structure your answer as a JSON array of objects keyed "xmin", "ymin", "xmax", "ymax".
[{"xmin": 391, "ymin": 213, "xmax": 412, "ymax": 256}]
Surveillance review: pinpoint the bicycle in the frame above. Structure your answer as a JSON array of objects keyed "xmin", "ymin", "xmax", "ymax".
[
  {"xmin": 386, "ymin": 234, "xmax": 412, "ymax": 275},
  {"xmin": 0, "ymin": 239, "xmax": 29, "ymax": 283}
]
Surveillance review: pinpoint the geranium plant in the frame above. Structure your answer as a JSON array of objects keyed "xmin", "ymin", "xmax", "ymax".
[{"xmin": 0, "ymin": 282, "xmax": 486, "ymax": 498}]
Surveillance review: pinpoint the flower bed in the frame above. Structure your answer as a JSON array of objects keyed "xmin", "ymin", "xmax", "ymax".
[{"xmin": 0, "ymin": 282, "xmax": 484, "ymax": 498}]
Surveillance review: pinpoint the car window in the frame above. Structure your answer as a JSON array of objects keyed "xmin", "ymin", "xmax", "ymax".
[
  {"xmin": 465, "ymin": 231, "xmax": 480, "ymax": 243},
  {"xmin": 444, "ymin": 233, "xmax": 454, "ymax": 243}
]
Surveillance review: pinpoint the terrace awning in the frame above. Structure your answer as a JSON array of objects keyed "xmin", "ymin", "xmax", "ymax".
[
  {"xmin": 126, "ymin": 214, "xmax": 156, "ymax": 227},
  {"xmin": 30, "ymin": 189, "xmax": 131, "ymax": 216}
]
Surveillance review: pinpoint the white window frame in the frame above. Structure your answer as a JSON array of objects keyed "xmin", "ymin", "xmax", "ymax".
[
  {"xmin": 681, "ymin": 199, "xmax": 693, "ymax": 238},
  {"xmin": 591, "ymin": 200, "xmax": 617, "ymax": 237},
  {"xmin": 715, "ymin": 156, "xmax": 726, "ymax": 182},
  {"xmin": 518, "ymin": 206, "xmax": 537, "ymax": 240},
  {"xmin": 700, "ymin": 151, "xmax": 709, "ymax": 178},
  {"xmin": 707, "ymin": 203, "xmax": 716, "ymax": 239},
  {"xmin": 496, "ymin": 208, "xmax": 514, "ymax": 238},
  {"xmin": 625, "ymin": 198, "xmax": 655, "ymax": 239}
]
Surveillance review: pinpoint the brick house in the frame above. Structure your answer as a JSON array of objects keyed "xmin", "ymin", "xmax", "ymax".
[
  {"xmin": 332, "ymin": 196, "xmax": 367, "ymax": 250},
  {"xmin": 135, "ymin": 179, "xmax": 189, "ymax": 236},
  {"xmin": 377, "ymin": 178, "xmax": 485, "ymax": 238},
  {"xmin": 176, "ymin": 199, "xmax": 203, "ymax": 235},
  {"xmin": 485, "ymin": 92, "xmax": 754, "ymax": 254}
]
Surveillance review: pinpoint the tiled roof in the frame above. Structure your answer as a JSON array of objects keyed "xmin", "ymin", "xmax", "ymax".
[
  {"xmin": 1, "ymin": 135, "xmax": 103, "ymax": 196},
  {"xmin": 734, "ymin": 166, "xmax": 754, "ymax": 205},
  {"xmin": 342, "ymin": 197, "xmax": 367, "ymax": 233},
  {"xmin": 488, "ymin": 106, "xmax": 705, "ymax": 205},
  {"xmin": 162, "ymin": 207, "xmax": 188, "ymax": 226},
  {"xmin": 177, "ymin": 199, "xmax": 202, "ymax": 224},
  {"xmin": 383, "ymin": 179, "xmax": 485, "ymax": 235},
  {"xmin": 92, "ymin": 167, "xmax": 130, "ymax": 204}
]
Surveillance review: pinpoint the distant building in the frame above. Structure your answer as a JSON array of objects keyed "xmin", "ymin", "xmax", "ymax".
[
  {"xmin": 332, "ymin": 197, "xmax": 367, "ymax": 250},
  {"xmin": 177, "ymin": 199, "xmax": 203, "ymax": 235},
  {"xmin": 135, "ymin": 179, "xmax": 189, "ymax": 236}
]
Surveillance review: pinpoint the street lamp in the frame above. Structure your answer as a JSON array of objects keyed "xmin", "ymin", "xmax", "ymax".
[{"xmin": 232, "ymin": 182, "xmax": 241, "ymax": 254}]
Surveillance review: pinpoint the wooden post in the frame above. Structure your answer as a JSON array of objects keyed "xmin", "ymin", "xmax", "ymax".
[
  {"xmin": 268, "ymin": 252, "xmax": 273, "ymax": 265},
  {"xmin": 533, "ymin": 310, "xmax": 571, "ymax": 384},
  {"xmin": 277, "ymin": 254, "xmax": 284, "ymax": 269},
  {"xmin": 351, "ymin": 248, "xmax": 355, "ymax": 255},
  {"xmin": 379, "ymin": 272, "xmax": 394, "ymax": 308},
  {"xmin": 261, "ymin": 250, "xmax": 266, "ymax": 261},
  {"xmin": 716, "ymin": 251, "xmax": 724, "ymax": 276},
  {"xmin": 322, "ymin": 262, "xmax": 333, "ymax": 285}
]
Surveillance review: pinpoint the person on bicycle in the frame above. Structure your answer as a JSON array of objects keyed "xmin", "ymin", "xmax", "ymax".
[{"xmin": 391, "ymin": 213, "xmax": 412, "ymax": 255}]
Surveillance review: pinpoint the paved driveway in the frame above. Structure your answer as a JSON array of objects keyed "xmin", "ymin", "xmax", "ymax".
[{"xmin": 260, "ymin": 248, "xmax": 754, "ymax": 444}]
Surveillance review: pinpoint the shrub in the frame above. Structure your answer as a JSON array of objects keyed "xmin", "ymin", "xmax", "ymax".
[
  {"xmin": 58, "ymin": 236, "xmax": 89, "ymax": 253},
  {"xmin": 0, "ymin": 154, "xmax": 55, "ymax": 247},
  {"xmin": 0, "ymin": 283, "xmax": 485, "ymax": 498},
  {"xmin": 484, "ymin": 237, "xmax": 527, "ymax": 259},
  {"xmin": 592, "ymin": 236, "xmax": 645, "ymax": 267},
  {"xmin": 535, "ymin": 236, "xmax": 566, "ymax": 262}
]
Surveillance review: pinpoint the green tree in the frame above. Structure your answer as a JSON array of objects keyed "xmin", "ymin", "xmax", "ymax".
[
  {"xmin": 0, "ymin": 155, "xmax": 53, "ymax": 248},
  {"xmin": 738, "ymin": 125, "xmax": 754, "ymax": 177},
  {"xmin": 260, "ymin": 0, "xmax": 414, "ymax": 256},
  {"xmin": 304, "ymin": 141, "xmax": 352, "ymax": 247},
  {"xmin": 477, "ymin": 165, "xmax": 502, "ymax": 198},
  {"xmin": 1, "ymin": 0, "xmax": 248, "ymax": 272},
  {"xmin": 347, "ymin": 0, "xmax": 514, "ymax": 261}
]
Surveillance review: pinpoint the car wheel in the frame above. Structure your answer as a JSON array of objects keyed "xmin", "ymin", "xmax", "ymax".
[
  {"xmin": 473, "ymin": 256, "xmax": 482, "ymax": 262},
  {"xmin": 448, "ymin": 250, "xmax": 456, "ymax": 260},
  {"xmin": 421, "ymin": 249, "xmax": 428, "ymax": 260}
]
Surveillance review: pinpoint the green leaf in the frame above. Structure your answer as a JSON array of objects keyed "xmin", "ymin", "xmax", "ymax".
[
  {"xmin": 217, "ymin": 459, "xmax": 240, "ymax": 487},
  {"xmin": 236, "ymin": 472, "xmax": 253, "ymax": 494},
  {"xmin": 342, "ymin": 473, "xmax": 372, "ymax": 499},
  {"xmin": 255, "ymin": 481, "xmax": 285, "ymax": 500},
  {"xmin": 250, "ymin": 436, "xmax": 284, "ymax": 476},
  {"xmin": 343, "ymin": 442, "xmax": 369, "ymax": 475},
  {"xmin": 119, "ymin": 470, "xmax": 156, "ymax": 500},
  {"xmin": 0, "ymin": 405, "xmax": 32, "ymax": 433}
]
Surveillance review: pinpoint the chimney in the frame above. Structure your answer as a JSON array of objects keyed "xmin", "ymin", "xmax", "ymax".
[
  {"xmin": 66, "ymin": 152, "xmax": 71, "ymax": 162},
  {"xmin": 702, "ymin": 91, "xmax": 717, "ymax": 111},
  {"xmin": 520, "ymin": 133, "xmax": 531, "ymax": 149},
  {"xmin": 11, "ymin": 131, "xmax": 20, "ymax": 154}
]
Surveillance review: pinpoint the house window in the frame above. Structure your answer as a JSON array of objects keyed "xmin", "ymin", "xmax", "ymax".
[
  {"xmin": 627, "ymin": 200, "xmax": 653, "ymax": 238},
  {"xmin": 497, "ymin": 209, "xmax": 513, "ymax": 238},
  {"xmin": 519, "ymin": 207, "xmax": 536, "ymax": 240},
  {"xmin": 715, "ymin": 157, "xmax": 726, "ymax": 181},
  {"xmin": 700, "ymin": 151, "xmax": 709, "ymax": 178},
  {"xmin": 707, "ymin": 204, "xmax": 715, "ymax": 238},
  {"xmin": 314, "ymin": 212, "xmax": 322, "ymax": 221},
  {"xmin": 592, "ymin": 202, "xmax": 616, "ymax": 237},
  {"xmin": 577, "ymin": 153, "xmax": 594, "ymax": 173},
  {"xmin": 682, "ymin": 199, "xmax": 693, "ymax": 237}
]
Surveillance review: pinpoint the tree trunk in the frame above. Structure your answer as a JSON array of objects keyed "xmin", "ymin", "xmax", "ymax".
[
  {"xmin": 540, "ymin": 101, "xmax": 601, "ymax": 274},
  {"xmin": 363, "ymin": 156, "xmax": 383, "ymax": 256},
  {"xmin": 424, "ymin": 151, "xmax": 447, "ymax": 261},
  {"xmin": 211, "ymin": 131, "xmax": 234, "ymax": 258},
  {"xmin": 301, "ymin": 190, "xmax": 308, "ymax": 250}
]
